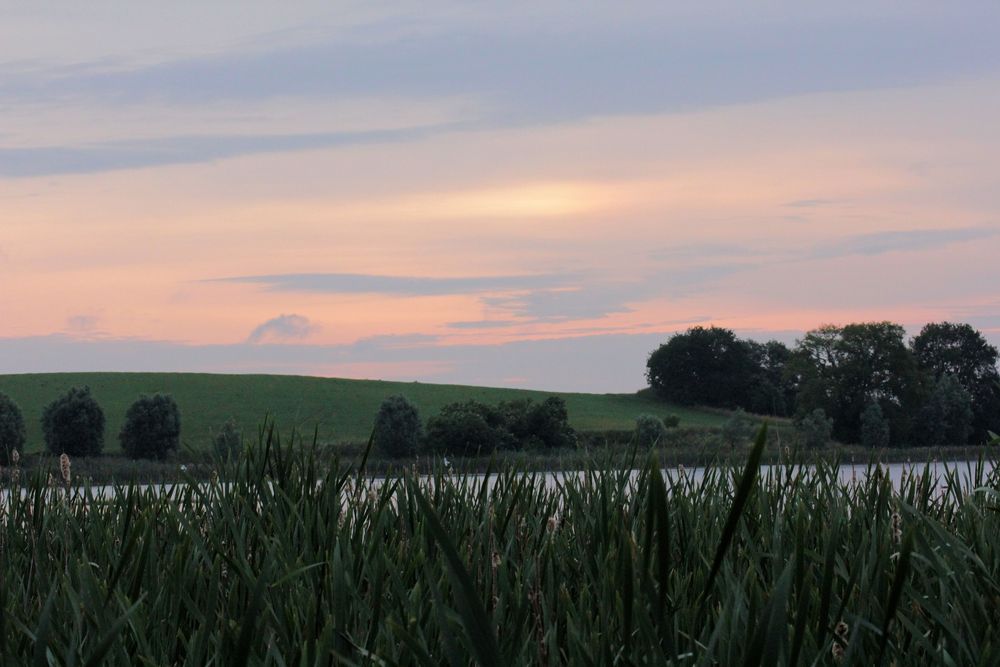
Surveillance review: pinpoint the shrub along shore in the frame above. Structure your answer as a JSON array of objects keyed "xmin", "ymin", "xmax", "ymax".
[{"xmin": 1, "ymin": 426, "xmax": 998, "ymax": 663}]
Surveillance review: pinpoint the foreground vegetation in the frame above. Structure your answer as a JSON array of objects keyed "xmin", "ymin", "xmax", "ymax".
[
  {"xmin": 1, "ymin": 426, "xmax": 998, "ymax": 663},
  {"xmin": 0, "ymin": 373, "xmax": 723, "ymax": 454}
]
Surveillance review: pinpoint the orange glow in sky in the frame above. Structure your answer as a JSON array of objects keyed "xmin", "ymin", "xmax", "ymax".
[{"xmin": 2, "ymin": 4, "xmax": 1000, "ymax": 390}]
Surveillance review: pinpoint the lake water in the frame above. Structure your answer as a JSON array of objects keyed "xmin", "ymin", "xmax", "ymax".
[{"xmin": 3, "ymin": 460, "xmax": 995, "ymax": 504}]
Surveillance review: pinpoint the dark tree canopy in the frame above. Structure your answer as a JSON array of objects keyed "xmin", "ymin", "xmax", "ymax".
[
  {"xmin": 500, "ymin": 397, "xmax": 576, "ymax": 450},
  {"xmin": 425, "ymin": 401, "xmax": 509, "ymax": 456},
  {"xmin": 790, "ymin": 322, "xmax": 922, "ymax": 445},
  {"xmin": 425, "ymin": 397, "xmax": 575, "ymax": 455},
  {"xmin": 120, "ymin": 394, "xmax": 182, "ymax": 460},
  {"xmin": 42, "ymin": 386, "xmax": 105, "ymax": 457},
  {"xmin": 859, "ymin": 399, "xmax": 890, "ymax": 449},
  {"xmin": 746, "ymin": 339, "xmax": 796, "ymax": 416},
  {"xmin": 912, "ymin": 322, "xmax": 1000, "ymax": 441},
  {"xmin": 0, "ymin": 392, "xmax": 26, "ymax": 465},
  {"xmin": 643, "ymin": 320, "xmax": 1000, "ymax": 447},
  {"xmin": 646, "ymin": 327, "xmax": 756, "ymax": 409},
  {"xmin": 372, "ymin": 395, "xmax": 423, "ymax": 458},
  {"xmin": 914, "ymin": 374, "xmax": 974, "ymax": 448}
]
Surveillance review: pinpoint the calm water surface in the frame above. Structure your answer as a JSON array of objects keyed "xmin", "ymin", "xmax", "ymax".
[{"xmin": 4, "ymin": 460, "xmax": 993, "ymax": 503}]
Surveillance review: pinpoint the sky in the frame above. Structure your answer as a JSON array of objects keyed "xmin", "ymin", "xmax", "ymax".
[{"xmin": 2, "ymin": 1, "xmax": 1000, "ymax": 392}]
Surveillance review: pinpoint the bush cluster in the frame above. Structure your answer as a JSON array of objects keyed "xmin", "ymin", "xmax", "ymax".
[
  {"xmin": 720, "ymin": 409, "xmax": 754, "ymax": 448},
  {"xmin": 425, "ymin": 401, "xmax": 507, "ymax": 456},
  {"xmin": 795, "ymin": 409, "xmax": 833, "ymax": 449},
  {"xmin": 634, "ymin": 414, "xmax": 679, "ymax": 447},
  {"xmin": 435, "ymin": 396, "xmax": 576, "ymax": 455},
  {"xmin": 372, "ymin": 395, "xmax": 423, "ymax": 458},
  {"xmin": 119, "ymin": 394, "xmax": 181, "ymax": 460},
  {"xmin": 41, "ymin": 386, "xmax": 106, "ymax": 457},
  {"xmin": 372, "ymin": 396, "xmax": 577, "ymax": 458}
]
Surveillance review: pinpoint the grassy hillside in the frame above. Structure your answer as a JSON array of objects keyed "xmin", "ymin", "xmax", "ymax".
[{"xmin": 0, "ymin": 372, "xmax": 727, "ymax": 454}]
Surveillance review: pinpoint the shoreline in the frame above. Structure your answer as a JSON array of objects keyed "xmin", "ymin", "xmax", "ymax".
[{"xmin": 4, "ymin": 440, "xmax": 997, "ymax": 485}]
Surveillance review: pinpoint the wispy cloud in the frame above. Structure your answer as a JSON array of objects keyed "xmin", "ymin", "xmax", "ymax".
[
  {"xmin": 246, "ymin": 314, "xmax": 318, "ymax": 344},
  {"xmin": 446, "ymin": 320, "xmax": 522, "ymax": 330},
  {"xmin": 7, "ymin": 10, "xmax": 997, "ymax": 112},
  {"xmin": 211, "ymin": 272, "xmax": 577, "ymax": 296},
  {"xmin": 0, "ymin": 125, "xmax": 455, "ymax": 178},
  {"xmin": 810, "ymin": 227, "xmax": 998, "ymax": 259},
  {"xmin": 210, "ymin": 265, "xmax": 744, "ymax": 325},
  {"xmin": 649, "ymin": 242, "xmax": 763, "ymax": 262},
  {"xmin": 350, "ymin": 334, "xmax": 440, "ymax": 352},
  {"xmin": 213, "ymin": 266, "xmax": 749, "ymax": 325},
  {"xmin": 482, "ymin": 286, "xmax": 639, "ymax": 322},
  {"xmin": 784, "ymin": 198, "xmax": 840, "ymax": 208},
  {"xmin": 483, "ymin": 265, "xmax": 751, "ymax": 322},
  {"xmin": 4, "ymin": 7, "xmax": 1000, "ymax": 177}
]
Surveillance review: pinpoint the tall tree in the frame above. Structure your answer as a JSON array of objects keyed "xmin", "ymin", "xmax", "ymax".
[
  {"xmin": 912, "ymin": 322, "xmax": 1000, "ymax": 442},
  {"xmin": 786, "ymin": 324, "xmax": 845, "ymax": 428},
  {"xmin": 646, "ymin": 326, "xmax": 756, "ymax": 408},
  {"xmin": 746, "ymin": 339, "xmax": 796, "ymax": 416},
  {"xmin": 790, "ymin": 322, "xmax": 922, "ymax": 445}
]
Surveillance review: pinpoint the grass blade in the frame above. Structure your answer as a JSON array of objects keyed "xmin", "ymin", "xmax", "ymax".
[
  {"xmin": 703, "ymin": 423, "xmax": 767, "ymax": 599},
  {"xmin": 414, "ymin": 488, "xmax": 500, "ymax": 667}
]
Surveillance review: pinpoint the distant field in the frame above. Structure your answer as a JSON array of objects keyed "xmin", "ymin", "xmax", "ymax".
[{"xmin": 0, "ymin": 372, "xmax": 727, "ymax": 454}]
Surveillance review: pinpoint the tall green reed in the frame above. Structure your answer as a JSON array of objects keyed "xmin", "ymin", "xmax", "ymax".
[{"xmin": 0, "ymin": 422, "xmax": 997, "ymax": 664}]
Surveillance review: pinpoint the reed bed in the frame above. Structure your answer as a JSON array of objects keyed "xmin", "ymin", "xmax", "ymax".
[{"xmin": 1, "ymin": 425, "xmax": 998, "ymax": 665}]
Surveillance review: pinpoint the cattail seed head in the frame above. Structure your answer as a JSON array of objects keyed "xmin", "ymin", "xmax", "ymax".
[
  {"xmin": 59, "ymin": 453, "xmax": 71, "ymax": 485},
  {"xmin": 831, "ymin": 621, "xmax": 849, "ymax": 662},
  {"xmin": 891, "ymin": 511, "xmax": 902, "ymax": 544},
  {"xmin": 831, "ymin": 641, "xmax": 845, "ymax": 662}
]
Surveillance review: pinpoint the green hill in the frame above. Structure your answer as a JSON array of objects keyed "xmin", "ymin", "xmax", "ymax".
[{"xmin": 0, "ymin": 372, "xmax": 727, "ymax": 454}]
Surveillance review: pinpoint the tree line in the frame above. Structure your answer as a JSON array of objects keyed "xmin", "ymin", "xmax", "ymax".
[
  {"xmin": 0, "ymin": 387, "xmax": 182, "ymax": 463},
  {"xmin": 646, "ymin": 322, "xmax": 1000, "ymax": 447},
  {"xmin": 0, "ymin": 387, "xmax": 578, "ymax": 463}
]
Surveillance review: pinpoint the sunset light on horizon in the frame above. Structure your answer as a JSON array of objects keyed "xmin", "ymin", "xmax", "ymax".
[{"xmin": 3, "ymin": 2, "xmax": 1000, "ymax": 391}]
